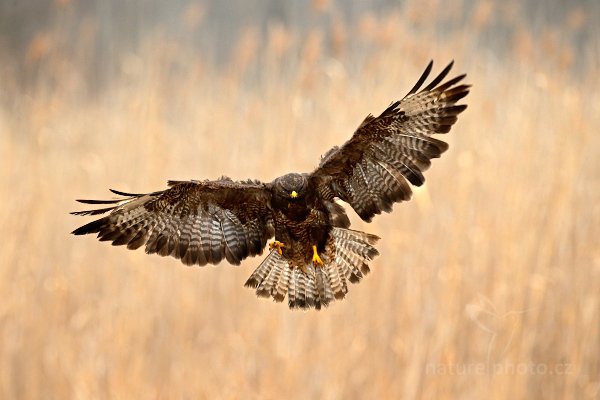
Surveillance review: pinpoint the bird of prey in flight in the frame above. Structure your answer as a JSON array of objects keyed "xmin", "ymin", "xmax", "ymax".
[{"xmin": 72, "ymin": 61, "xmax": 470, "ymax": 310}]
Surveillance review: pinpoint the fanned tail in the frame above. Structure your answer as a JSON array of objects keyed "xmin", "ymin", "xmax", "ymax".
[{"xmin": 244, "ymin": 227, "xmax": 380, "ymax": 310}]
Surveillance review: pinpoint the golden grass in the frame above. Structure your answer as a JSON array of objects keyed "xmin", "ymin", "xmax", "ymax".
[{"xmin": 1, "ymin": 3, "xmax": 599, "ymax": 399}]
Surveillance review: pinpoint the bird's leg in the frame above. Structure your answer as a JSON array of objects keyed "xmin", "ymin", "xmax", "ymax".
[
  {"xmin": 312, "ymin": 245, "xmax": 324, "ymax": 267},
  {"xmin": 269, "ymin": 240, "xmax": 285, "ymax": 255}
]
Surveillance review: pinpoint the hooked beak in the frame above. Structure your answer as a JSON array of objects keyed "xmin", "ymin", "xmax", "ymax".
[{"xmin": 290, "ymin": 190, "xmax": 298, "ymax": 198}]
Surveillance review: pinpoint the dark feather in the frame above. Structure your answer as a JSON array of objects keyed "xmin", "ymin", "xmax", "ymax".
[
  {"xmin": 72, "ymin": 179, "xmax": 274, "ymax": 267},
  {"xmin": 422, "ymin": 60, "xmax": 453, "ymax": 92},
  {"xmin": 76, "ymin": 198, "xmax": 123, "ymax": 204},
  {"xmin": 109, "ymin": 189, "xmax": 146, "ymax": 196},
  {"xmin": 71, "ymin": 217, "xmax": 108, "ymax": 235},
  {"xmin": 70, "ymin": 207, "xmax": 116, "ymax": 216},
  {"xmin": 406, "ymin": 60, "xmax": 433, "ymax": 96},
  {"xmin": 310, "ymin": 61, "xmax": 469, "ymax": 222}
]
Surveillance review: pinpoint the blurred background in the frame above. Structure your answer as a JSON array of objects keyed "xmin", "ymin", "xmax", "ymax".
[{"xmin": 1, "ymin": 0, "xmax": 599, "ymax": 398}]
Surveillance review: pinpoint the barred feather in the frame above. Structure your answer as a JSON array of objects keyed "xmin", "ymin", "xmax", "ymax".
[
  {"xmin": 244, "ymin": 227, "xmax": 379, "ymax": 310},
  {"xmin": 244, "ymin": 250, "xmax": 284, "ymax": 291},
  {"xmin": 72, "ymin": 179, "xmax": 274, "ymax": 267},
  {"xmin": 312, "ymin": 61, "xmax": 469, "ymax": 222}
]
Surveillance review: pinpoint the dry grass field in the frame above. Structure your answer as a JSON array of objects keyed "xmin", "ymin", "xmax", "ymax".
[{"xmin": 1, "ymin": 1, "xmax": 599, "ymax": 399}]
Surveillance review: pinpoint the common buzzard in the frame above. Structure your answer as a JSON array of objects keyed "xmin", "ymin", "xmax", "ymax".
[{"xmin": 72, "ymin": 61, "xmax": 470, "ymax": 310}]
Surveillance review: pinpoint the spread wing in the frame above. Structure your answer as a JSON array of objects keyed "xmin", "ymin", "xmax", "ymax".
[
  {"xmin": 310, "ymin": 61, "xmax": 470, "ymax": 221},
  {"xmin": 71, "ymin": 178, "xmax": 274, "ymax": 266}
]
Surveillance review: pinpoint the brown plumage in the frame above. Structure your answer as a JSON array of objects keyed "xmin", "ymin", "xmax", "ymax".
[{"xmin": 72, "ymin": 61, "xmax": 470, "ymax": 310}]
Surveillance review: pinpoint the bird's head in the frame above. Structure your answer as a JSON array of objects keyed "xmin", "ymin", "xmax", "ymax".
[{"xmin": 273, "ymin": 173, "xmax": 308, "ymax": 202}]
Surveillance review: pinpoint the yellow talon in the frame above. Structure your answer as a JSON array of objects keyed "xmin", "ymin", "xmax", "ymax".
[
  {"xmin": 312, "ymin": 245, "xmax": 324, "ymax": 266},
  {"xmin": 269, "ymin": 240, "xmax": 285, "ymax": 255}
]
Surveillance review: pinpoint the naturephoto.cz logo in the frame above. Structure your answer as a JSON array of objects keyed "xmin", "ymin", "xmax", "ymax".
[
  {"xmin": 425, "ymin": 295, "xmax": 575, "ymax": 376},
  {"xmin": 425, "ymin": 361, "xmax": 574, "ymax": 376}
]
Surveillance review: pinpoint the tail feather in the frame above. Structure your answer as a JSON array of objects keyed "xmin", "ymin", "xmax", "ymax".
[
  {"xmin": 325, "ymin": 261, "xmax": 347, "ymax": 300},
  {"xmin": 288, "ymin": 269, "xmax": 299, "ymax": 307},
  {"xmin": 316, "ymin": 267, "xmax": 335, "ymax": 305},
  {"xmin": 292, "ymin": 269, "xmax": 304, "ymax": 309},
  {"xmin": 244, "ymin": 251, "xmax": 283, "ymax": 291},
  {"xmin": 256, "ymin": 258, "xmax": 283, "ymax": 298},
  {"xmin": 245, "ymin": 227, "xmax": 380, "ymax": 310},
  {"xmin": 305, "ymin": 264, "xmax": 323, "ymax": 310},
  {"xmin": 336, "ymin": 250, "xmax": 366, "ymax": 283},
  {"xmin": 272, "ymin": 263, "xmax": 291, "ymax": 302}
]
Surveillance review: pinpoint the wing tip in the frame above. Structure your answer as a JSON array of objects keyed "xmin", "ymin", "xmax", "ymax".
[
  {"xmin": 406, "ymin": 60, "xmax": 434, "ymax": 96},
  {"xmin": 109, "ymin": 188, "xmax": 144, "ymax": 196},
  {"xmin": 71, "ymin": 217, "xmax": 107, "ymax": 235}
]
